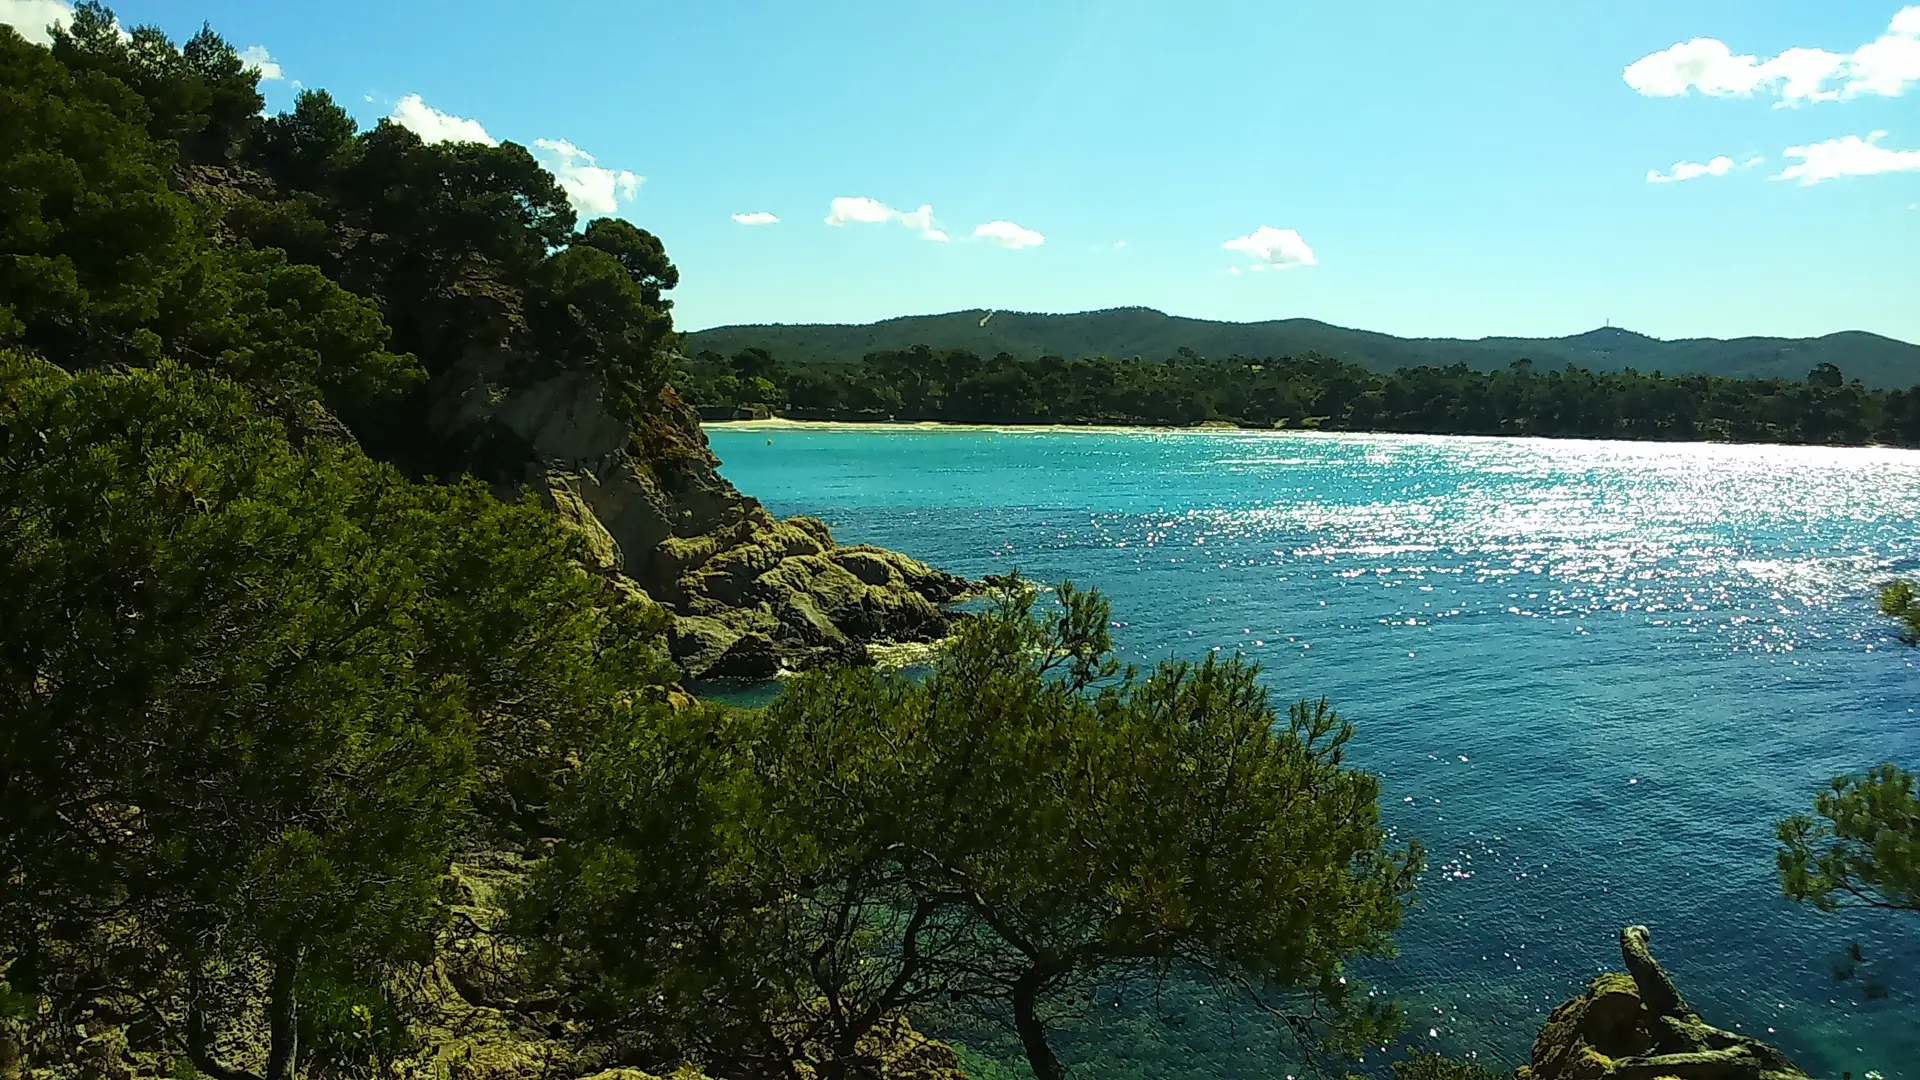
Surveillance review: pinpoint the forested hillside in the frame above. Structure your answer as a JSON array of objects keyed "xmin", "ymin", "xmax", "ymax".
[
  {"xmin": 678, "ymin": 344, "xmax": 1920, "ymax": 446},
  {"xmin": 688, "ymin": 308, "xmax": 1920, "ymax": 389}
]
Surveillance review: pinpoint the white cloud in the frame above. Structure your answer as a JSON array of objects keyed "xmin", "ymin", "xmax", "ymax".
[
  {"xmin": 898, "ymin": 204, "xmax": 934, "ymax": 233},
  {"xmin": 1848, "ymin": 6, "xmax": 1920, "ymax": 97},
  {"xmin": 824, "ymin": 196, "xmax": 946, "ymax": 241},
  {"xmin": 533, "ymin": 138, "xmax": 643, "ymax": 217},
  {"xmin": 732, "ymin": 211, "xmax": 780, "ymax": 225},
  {"xmin": 389, "ymin": 94, "xmax": 497, "ymax": 145},
  {"xmin": 1114, "ymin": 240, "xmax": 1127, "ymax": 249},
  {"xmin": 1644, "ymin": 154, "xmax": 1770, "ymax": 182},
  {"xmin": 240, "ymin": 44, "xmax": 282, "ymax": 81},
  {"xmin": 1777, "ymin": 130, "xmax": 1920, "ymax": 185},
  {"xmin": 1226, "ymin": 266, "xmax": 1242, "ymax": 277},
  {"xmin": 1623, "ymin": 7, "xmax": 1920, "ymax": 105},
  {"xmin": 970, "ymin": 220, "xmax": 1045, "ymax": 249},
  {"xmin": 1221, "ymin": 225, "xmax": 1317, "ymax": 269},
  {"xmin": 825, "ymin": 196, "xmax": 896, "ymax": 225},
  {"xmin": 1647, "ymin": 155, "xmax": 1734, "ymax": 183},
  {"xmin": 0, "ymin": 0, "xmax": 72, "ymax": 45}
]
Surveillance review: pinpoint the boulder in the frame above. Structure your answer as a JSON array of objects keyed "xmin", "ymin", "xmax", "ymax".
[{"xmin": 1518, "ymin": 926, "xmax": 1810, "ymax": 1080}]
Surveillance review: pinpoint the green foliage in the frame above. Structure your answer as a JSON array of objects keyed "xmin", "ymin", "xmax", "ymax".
[
  {"xmin": 517, "ymin": 577, "xmax": 1418, "ymax": 1080},
  {"xmin": 51, "ymin": 3, "xmax": 264, "ymax": 162},
  {"xmin": 293, "ymin": 966, "xmax": 416, "ymax": 1079},
  {"xmin": 1, "ymin": 25, "xmax": 420, "ymax": 409},
  {"xmin": 249, "ymin": 89, "xmax": 362, "ymax": 193},
  {"xmin": 578, "ymin": 217, "xmax": 680, "ymax": 309},
  {"xmin": 1879, "ymin": 580, "xmax": 1920, "ymax": 646},
  {"xmin": 530, "ymin": 244, "xmax": 675, "ymax": 416},
  {"xmin": 1777, "ymin": 764, "xmax": 1920, "ymax": 913},
  {"xmin": 0, "ymin": 356, "xmax": 674, "ymax": 1077},
  {"xmin": 673, "ymin": 344, "xmax": 1920, "ymax": 446}
]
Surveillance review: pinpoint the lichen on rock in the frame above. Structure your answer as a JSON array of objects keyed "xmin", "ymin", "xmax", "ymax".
[{"xmin": 1518, "ymin": 926, "xmax": 1810, "ymax": 1080}]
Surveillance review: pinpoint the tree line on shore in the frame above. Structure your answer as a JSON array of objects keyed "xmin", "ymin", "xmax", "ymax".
[
  {"xmin": 1, "ymin": 8, "xmax": 1914, "ymax": 1080},
  {"xmin": 677, "ymin": 345, "xmax": 1920, "ymax": 446}
]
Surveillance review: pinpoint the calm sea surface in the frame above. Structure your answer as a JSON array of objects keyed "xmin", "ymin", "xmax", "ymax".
[{"xmin": 704, "ymin": 424, "xmax": 1920, "ymax": 1076}]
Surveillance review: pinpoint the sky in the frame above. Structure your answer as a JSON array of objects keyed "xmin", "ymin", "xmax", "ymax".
[{"xmin": 7, "ymin": 1, "xmax": 1920, "ymax": 343}]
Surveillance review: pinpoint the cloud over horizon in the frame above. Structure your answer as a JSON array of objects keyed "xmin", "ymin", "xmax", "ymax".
[
  {"xmin": 824, "ymin": 197, "xmax": 947, "ymax": 241},
  {"xmin": 1777, "ymin": 130, "xmax": 1920, "ymax": 185},
  {"xmin": 389, "ymin": 94, "xmax": 497, "ymax": 145},
  {"xmin": 1222, "ymin": 225, "xmax": 1317, "ymax": 270},
  {"xmin": 533, "ymin": 138, "xmax": 642, "ymax": 217},
  {"xmin": 1646, "ymin": 154, "xmax": 1765, "ymax": 183},
  {"xmin": 1623, "ymin": 6, "xmax": 1920, "ymax": 106},
  {"xmin": 732, "ymin": 211, "xmax": 780, "ymax": 225},
  {"xmin": 971, "ymin": 220, "xmax": 1045, "ymax": 249}
]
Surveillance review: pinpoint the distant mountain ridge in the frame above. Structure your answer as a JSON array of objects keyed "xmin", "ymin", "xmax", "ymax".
[{"xmin": 686, "ymin": 307, "xmax": 1920, "ymax": 389}]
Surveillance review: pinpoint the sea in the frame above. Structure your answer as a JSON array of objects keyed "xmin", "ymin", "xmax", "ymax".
[{"xmin": 703, "ymin": 423, "xmax": 1920, "ymax": 1078}]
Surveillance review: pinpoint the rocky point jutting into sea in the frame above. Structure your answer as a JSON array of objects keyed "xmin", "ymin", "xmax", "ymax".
[{"xmin": 419, "ymin": 346, "xmax": 969, "ymax": 681}]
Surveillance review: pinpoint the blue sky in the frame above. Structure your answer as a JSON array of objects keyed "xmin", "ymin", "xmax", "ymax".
[{"xmin": 9, "ymin": 1, "xmax": 1920, "ymax": 342}]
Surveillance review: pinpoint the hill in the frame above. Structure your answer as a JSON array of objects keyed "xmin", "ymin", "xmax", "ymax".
[{"xmin": 686, "ymin": 308, "xmax": 1920, "ymax": 389}]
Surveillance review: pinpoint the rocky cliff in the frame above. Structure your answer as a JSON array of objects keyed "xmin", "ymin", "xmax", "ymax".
[{"xmin": 424, "ymin": 348, "xmax": 970, "ymax": 680}]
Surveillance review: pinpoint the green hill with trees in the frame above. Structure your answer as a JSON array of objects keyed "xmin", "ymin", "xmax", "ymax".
[
  {"xmin": 687, "ymin": 308, "xmax": 1920, "ymax": 389},
  {"xmin": 677, "ymin": 344, "xmax": 1920, "ymax": 446}
]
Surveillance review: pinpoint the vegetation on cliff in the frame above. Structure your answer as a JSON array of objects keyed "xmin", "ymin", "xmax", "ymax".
[
  {"xmin": 678, "ymin": 344, "xmax": 1920, "ymax": 446},
  {"xmin": 0, "ymin": 10, "xmax": 1426, "ymax": 1080}
]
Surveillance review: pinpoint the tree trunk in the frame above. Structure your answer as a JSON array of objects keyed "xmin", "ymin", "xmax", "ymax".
[
  {"xmin": 185, "ymin": 1001, "xmax": 257, "ymax": 1080},
  {"xmin": 1011, "ymin": 970, "xmax": 1064, "ymax": 1080},
  {"xmin": 265, "ymin": 955, "xmax": 298, "ymax": 1080}
]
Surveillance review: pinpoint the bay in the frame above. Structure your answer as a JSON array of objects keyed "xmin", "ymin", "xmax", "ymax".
[{"xmin": 705, "ymin": 423, "xmax": 1920, "ymax": 1077}]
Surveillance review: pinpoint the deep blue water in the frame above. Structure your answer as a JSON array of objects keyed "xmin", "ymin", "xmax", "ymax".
[{"xmin": 705, "ymin": 424, "xmax": 1920, "ymax": 1076}]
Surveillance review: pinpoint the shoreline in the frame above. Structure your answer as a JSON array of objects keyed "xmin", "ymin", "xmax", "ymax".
[
  {"xmin": 701, "ymin": 417, "xmax": 1302, "ymax": 436},
  {"xmin": 699, "ymin": 416, "xmax": 1912, "ymax": 451}
]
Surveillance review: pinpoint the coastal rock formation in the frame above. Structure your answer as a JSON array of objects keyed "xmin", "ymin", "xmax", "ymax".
[
  {"xmin": 1518, "ymin": 926, "xmax": 1809, "ymax": 1080},
  {"xmin": 425, "ymin": 349, "xmax": 970, "ymax": 679}
]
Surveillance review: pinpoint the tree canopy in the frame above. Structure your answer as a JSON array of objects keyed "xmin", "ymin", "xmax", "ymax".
[
  {"xmin": 515, "ymin": 578, "xmax": 1419, "ymax": 1080},
  {"xmin": 0, "ymin": 356, "xmax": 675, "ymax": 1079}
]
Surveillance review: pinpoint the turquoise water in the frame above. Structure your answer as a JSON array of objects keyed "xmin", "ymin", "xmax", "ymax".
[{"xmin": 705, "ymin": 425, "xmax": 1920, "ymax": 1076}]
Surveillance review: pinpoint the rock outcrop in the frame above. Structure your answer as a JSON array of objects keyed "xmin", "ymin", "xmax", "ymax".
[
  {"xmin": 425, "ymin": 349, "xmax": 970, "ymax": 680},
  {"xmin": 1518, "ymin": 926, "xmax": 1810, "ymax": 1080}
]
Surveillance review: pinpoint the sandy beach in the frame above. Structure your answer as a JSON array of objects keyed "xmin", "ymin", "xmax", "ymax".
[{"xmin": 699, "ymin": 417, "xmax": 1307, "ymax": 436}]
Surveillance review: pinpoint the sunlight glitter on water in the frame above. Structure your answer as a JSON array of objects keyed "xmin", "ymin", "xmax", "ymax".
[{"xmin": 707, "ymin": 426, "xmax": 1920, "ymax": 1077}]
